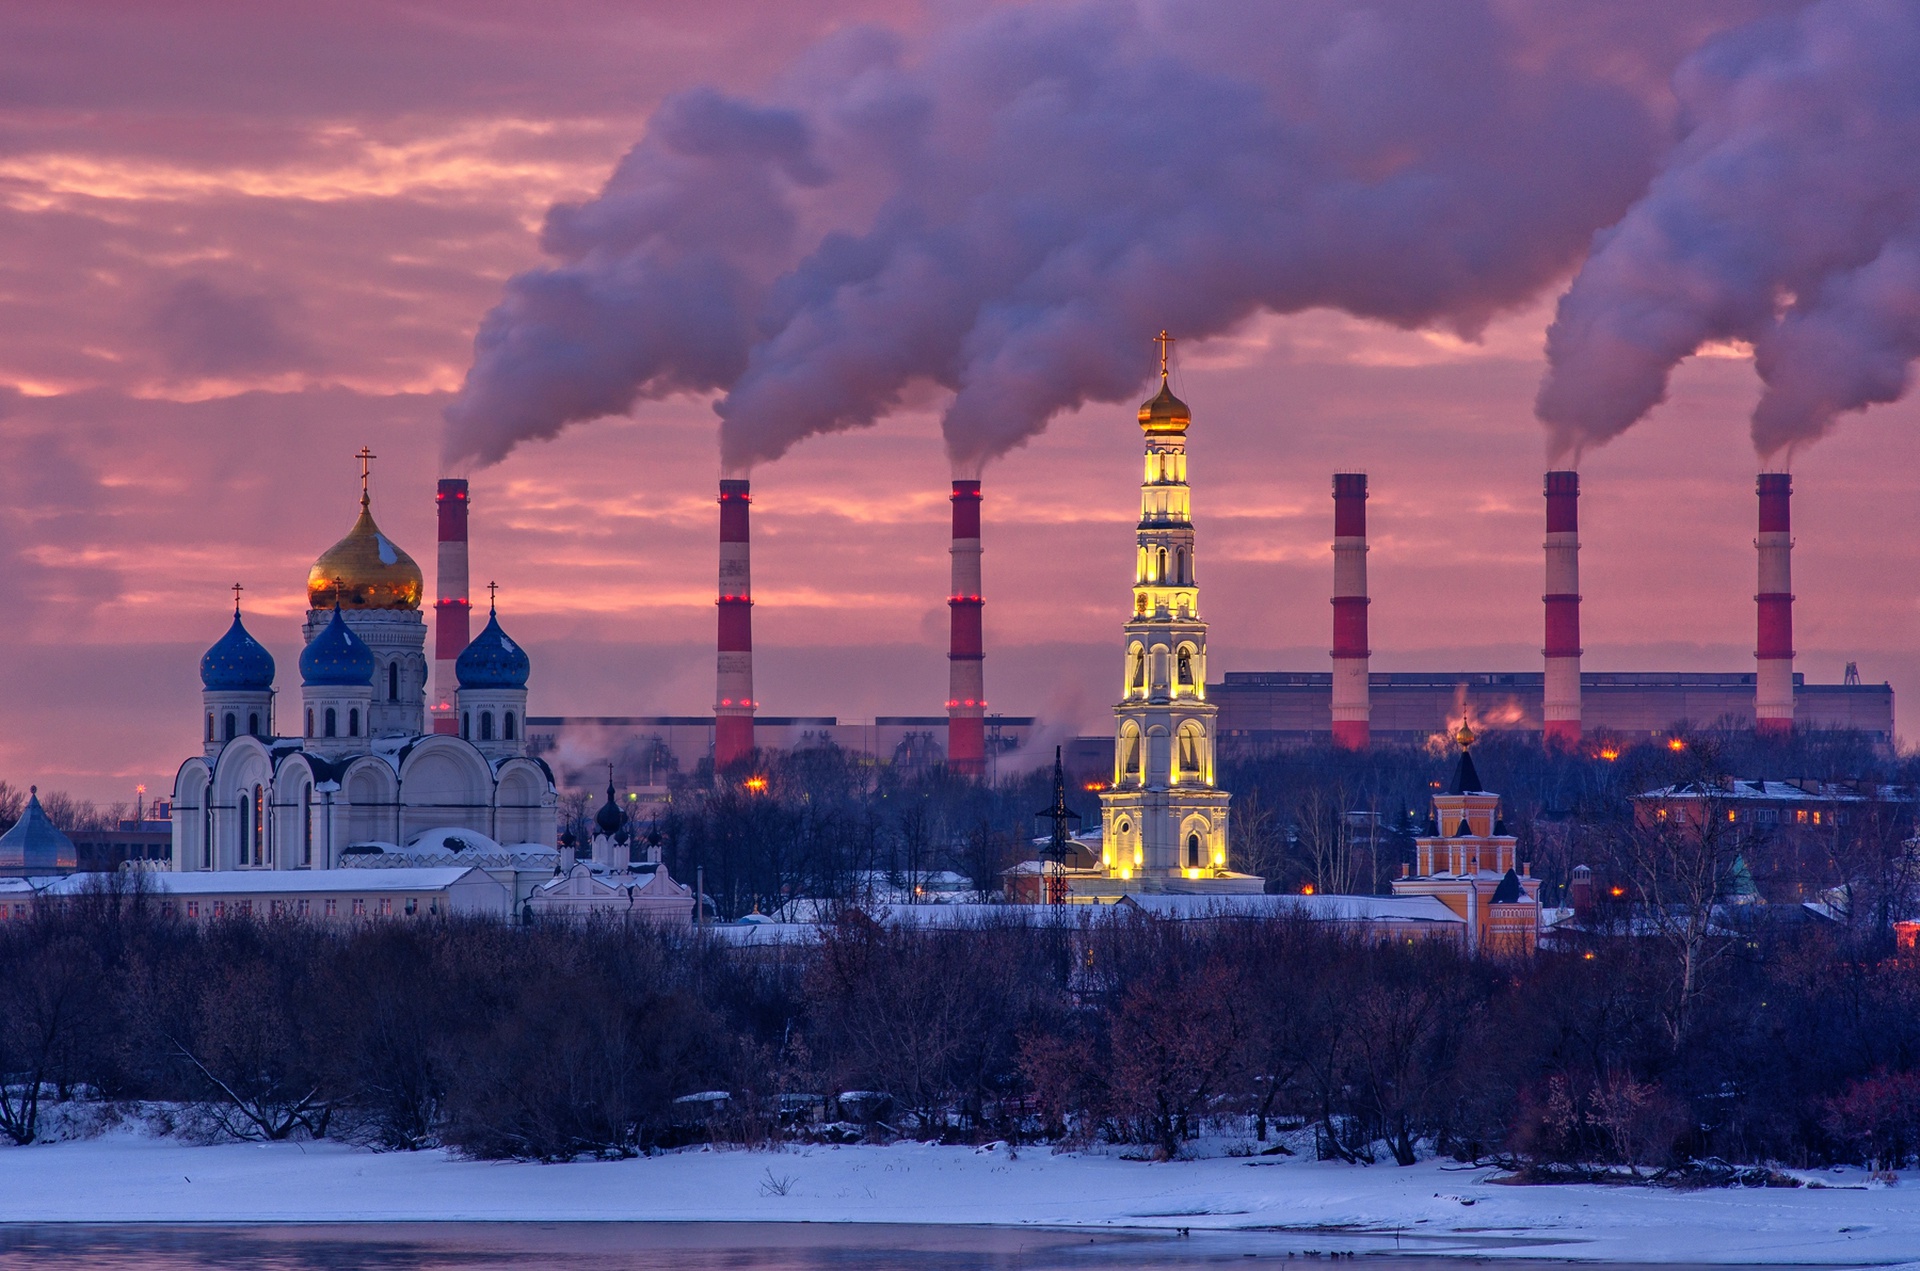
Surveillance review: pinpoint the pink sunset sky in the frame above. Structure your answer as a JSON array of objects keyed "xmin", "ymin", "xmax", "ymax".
[{"xmin": 3, "ymin": 0, "xmax": 1918, "ymax": 802}]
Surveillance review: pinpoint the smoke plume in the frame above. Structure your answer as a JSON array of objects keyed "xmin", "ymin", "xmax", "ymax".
[
  {"xmin": 447, "ymin": 1, "xmax": 1709, "ymax": 474},
  {"xmin": 1538, "ymin": 0, "xmax": 1920, "ymax": 463}
]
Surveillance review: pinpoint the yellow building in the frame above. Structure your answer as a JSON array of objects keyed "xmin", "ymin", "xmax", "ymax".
[{"xmin": 1391, "ymin": 725, "xmax": 1542, "ymax": 955}]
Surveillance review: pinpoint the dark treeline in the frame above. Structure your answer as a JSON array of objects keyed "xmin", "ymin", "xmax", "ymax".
[
  {"xmin": 6, "ymin": 881, "xmax": 1920, "ymax": 1172},
  {"xmin": 563, "ymin": 727, "xmax": 1911, "ymax": 920}
]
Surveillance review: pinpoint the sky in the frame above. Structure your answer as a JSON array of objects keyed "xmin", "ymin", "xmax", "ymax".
[{"xmin": 3, "ymin": 0, "xmax": 1919, "ymax": 803}]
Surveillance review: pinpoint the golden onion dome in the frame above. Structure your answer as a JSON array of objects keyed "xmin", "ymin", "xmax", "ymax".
[
  {"xmin": 307, "ymin": 493, "xmax": 423, "ymax": 611},
  {"xmin": 1138, "ymin": 375, "xmax": 1192, "ymax": 435}
]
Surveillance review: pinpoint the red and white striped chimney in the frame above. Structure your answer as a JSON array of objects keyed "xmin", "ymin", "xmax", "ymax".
[
  {"xmin": 715, "ymin": 478, "xmax": 756, "ymax": 769},
  {"xmin": 947, "ymin": 479, "xmax": 986, "ymax": 777},
  {"xmin": 431, "ymin": 478, "xmax": 469, "ymax": 735},
  {"xmin": 1543, "ymin": 471, "xmax": 1581, "ymax": 746},
  {"xmin": 1330, "ymin": 473, "xmax": 1369, "ymax": 749},
  {"xmin": 1755, "ymin": 472, "xmax": 1794, "ymax": 736}
]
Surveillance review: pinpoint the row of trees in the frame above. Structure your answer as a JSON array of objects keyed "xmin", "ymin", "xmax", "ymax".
[
  {"xmin": 539, "ymin": 726, "xmax": 1914, "ymax": 922},
  {"xmin": 5, "ymin": 882, "xmax": 1920, "ymax": 1169}
]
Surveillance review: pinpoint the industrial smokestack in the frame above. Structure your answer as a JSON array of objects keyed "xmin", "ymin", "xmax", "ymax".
[
  {"xmin": 1543, "ymin": 471, "xmax": 1581, "ymax": 746},
  {"xmin": 1755, "ymin": 473, "xmax": 1794, "ymax": 736},
  {"xmin": 1330, "ymin": 473, "xmax": 1369, "ymax": 749},
  {"xmin": 947, "ymin": 479, "xmax": 986, "ymax": 777},
  {"xmin": 432, "ymin": 478, "xmax": 470, "ymax": 736},
  {"xmin": 715, "ymin": 478, "xmax": 756, "ymax": 769}
]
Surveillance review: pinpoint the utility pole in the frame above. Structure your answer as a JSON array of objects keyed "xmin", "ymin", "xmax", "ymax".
[{"xmin": 1034, "ymin": 746, "xmax": 1081, "ymax": 905}]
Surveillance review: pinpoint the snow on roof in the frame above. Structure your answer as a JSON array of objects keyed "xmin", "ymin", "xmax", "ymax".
[
  {"xmin": 407, "ymin": 826, "xmax": 503, "ymax": 853},
  {"xmin": 1637, "ymin": 779, "xmax": 1904, "ymax": 802},
  {"xmin": 37, "ymin": 868, "xmax": 495, "ymax": 896},
  {"xmin": 1117, "ymin": 892, "xmax": 1465, "ymax": 924}
]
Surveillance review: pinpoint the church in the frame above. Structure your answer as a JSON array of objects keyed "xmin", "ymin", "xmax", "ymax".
[
  {"xmin": 1016, "ymin": 337, "xmax": 1263, "ymax": 901},
  {"xmin": 170, "ymin": 456, "xmax": 559, "ymax": 874}
]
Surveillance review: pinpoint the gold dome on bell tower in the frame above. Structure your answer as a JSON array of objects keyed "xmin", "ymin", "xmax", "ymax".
[
  {"xmin": 306, "ymin": 448, "xmax": 423, "ymax": 611},
  {"xmin": 1138, "ymin": 330, "xmax": 1191, "ymax": 435}
]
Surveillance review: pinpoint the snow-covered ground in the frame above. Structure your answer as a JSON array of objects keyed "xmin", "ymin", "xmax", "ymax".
[{"xmin": 1, "ymin": 1130, "xmax": 1917, "ymax": 1266}]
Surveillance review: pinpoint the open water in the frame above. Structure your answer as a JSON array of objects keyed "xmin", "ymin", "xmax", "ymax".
[{"xmin": 0, "ymin": 1224, "xmax": 1858, "ymax": 1270}]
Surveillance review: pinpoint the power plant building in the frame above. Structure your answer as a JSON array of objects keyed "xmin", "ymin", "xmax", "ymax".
[{"xmin": 1212, "ymin": 669, "xmax": 1894, "ymax": 749}]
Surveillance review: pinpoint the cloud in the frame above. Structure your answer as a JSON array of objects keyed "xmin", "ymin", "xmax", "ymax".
[
  {"xmin": 145, "ymin": 278, "xmax": 312, "ymax": 378},
  {"xmin": 1536, "ymin": 0, "xmax": 1920, "ymax": 462},
  {"xmin": 445, "ymin": 0, "xmax": 1688, "ymax": 474}
]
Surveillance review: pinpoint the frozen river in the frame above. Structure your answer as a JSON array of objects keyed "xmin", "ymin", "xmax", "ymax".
[{"xmin": 0, "ymin": 1224, "xmax": 1862, "ymax": 1271}]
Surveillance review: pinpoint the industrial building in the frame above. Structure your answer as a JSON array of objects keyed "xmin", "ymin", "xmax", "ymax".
[
  {"xmin": 1212, "ymin": 669, "xmax": 1895, "ymax": 750},
  {"xmin": 525, "ymin": 715, "xmax": 1038, "ymax": 786}
]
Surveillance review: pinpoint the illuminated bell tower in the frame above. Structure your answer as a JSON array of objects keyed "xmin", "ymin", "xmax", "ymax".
[{"xmin": 1099, "ymin": 333, "xmax": 1231, "ymax": 885}]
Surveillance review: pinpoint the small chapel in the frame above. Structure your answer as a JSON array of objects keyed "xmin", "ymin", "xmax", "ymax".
[
  {"xmin": 1391, "ymin": 723, "xmax": 1544, "ymax": 955},
  {"xmin": 170, "ymin": 454, "xmax": 558, "ymax": 871}
]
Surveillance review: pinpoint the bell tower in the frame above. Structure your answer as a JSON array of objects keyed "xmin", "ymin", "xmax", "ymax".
[{"xmin": 1099, "ymin": 334, "xmax": 1233, "ymax": 886}]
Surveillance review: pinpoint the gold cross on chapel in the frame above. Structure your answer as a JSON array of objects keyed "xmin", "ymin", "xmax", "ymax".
[
  {"xmin": 232, "ymin": 582, "xmax": 244, "ymax": 613},
  {"xmin": 1154, "ymin": 330, "xmax": 1176, "ymax": 380},
  {"xmin": 356, "ymin": 446, "xmax": 376, "ymax": 505},
  {"xmin": 487, "ymin": 580, "xmax": 499, "ymax": 610}
]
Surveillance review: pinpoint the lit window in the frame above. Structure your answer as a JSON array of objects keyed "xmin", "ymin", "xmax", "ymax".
[
  {"xmin": 352, "ymin": 898, "xmax": 365, "ymax": 916},
  {"xmin": 325, "ymin": 899, "xmax": 337, "ymax": 917}
]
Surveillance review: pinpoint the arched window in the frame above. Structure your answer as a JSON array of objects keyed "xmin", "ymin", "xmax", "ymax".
[
  {"xmin": 248, "ymin": 712, "xmax": 260, "ymax": 737},
  {"xmin": 1157, "ymin": 547, "xmax": 1168, "ymax": 580},
  {"xmin": 1121, "ymin": 727, "xmax": 1142, "ymax": 784},
  {"xmin": 388, "ymin": 662, "xmax": 399, "ymax": 702},
  {"xmin": 480, "ymin": 711, "xmax": 494, "ymax": 741},
  {"xmin": 1177, "ymin": 647, "xmax": 1193, "ymax": 688},
  {"xmin": 325, "ymin": 707, "xmax": 337, "ymax": 738},
  {"xmin": 1186, "ymin": 832, "xmax": 1202, "ymax": 869},
  {"xmin": 301, "ymin": 784, "xmax": 313, "ymax": 867},
  {"xmin": 461, "ymin": 712, "xmax": 470, "ymax": 740},
  {"xmin": 223, "ymin": 713, "xmax": 236, "ymax": 742},
  {"xmin": 1129, "ymin": 647, "xmax": 1146, "ymax": 691},
  {"xmin": 504, "ymin": 711, "xmax": 516, "ymax": 741},
  {"xmin": 348, "ymin": 708, "xmax": 360, "ymax": 737},
  {"xmin": 1175, "ymin": 548, "xmax": 1187, "ymax": 584},
  {"xmin": 305, "ymin": 709, "xmax": 314, "ymax": 738},
  {"xmin": 205, "ymin": 714, "xmax": 214, "ymax": 742},
  {"xmin": 238, "ymin": 794, "xmax": 250, "ymax": 864},
  {"xmin": 253, "ymin": 785, "xmax": 265, "ymax": 866},
  {"xmin": 1178, "ymin": 722, "xmax": 1203, "ymax": 776}
]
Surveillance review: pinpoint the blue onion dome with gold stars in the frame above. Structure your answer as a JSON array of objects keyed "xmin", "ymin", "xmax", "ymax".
[
  {"xmin": 307, "ymin": 452, "xmax": 423, "ymax": 611},
  {"xmin": 300, "ymin": 604, "xmax": 377, "ymax": 686},
  {"xmin": 200, "ymin": 609, "xmax": 275, "ymax": 691},
  {"xmin": 457, "ymin": 608, "xmax": 530, "ymax": 690}
]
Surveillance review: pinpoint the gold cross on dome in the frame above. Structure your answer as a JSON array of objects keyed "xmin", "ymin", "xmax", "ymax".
[
  {"xmin": 232, "ymin": 582, "xmax": 244, "ymax": 613},
  {"xmin": 1154, "ymin": 330, "xmax": 1176, "ymax": 380},
  {"xmin": 487, "ymin": 580, "xmax": 499, "ymax": 610},
  {"xmin": 356, "ymin": 446, "xmax": 376, "ymax": 503}
]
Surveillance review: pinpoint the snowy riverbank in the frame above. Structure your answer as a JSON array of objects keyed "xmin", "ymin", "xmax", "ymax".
[{"xmin": 2, "ymin": 1130, "xmax": 1918, "ymax": 1265}]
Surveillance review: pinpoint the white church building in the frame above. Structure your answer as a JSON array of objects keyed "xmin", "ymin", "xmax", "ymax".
[{"xmin": 171, "ymin": 461, "xmax": 559, "ymax": 879}]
